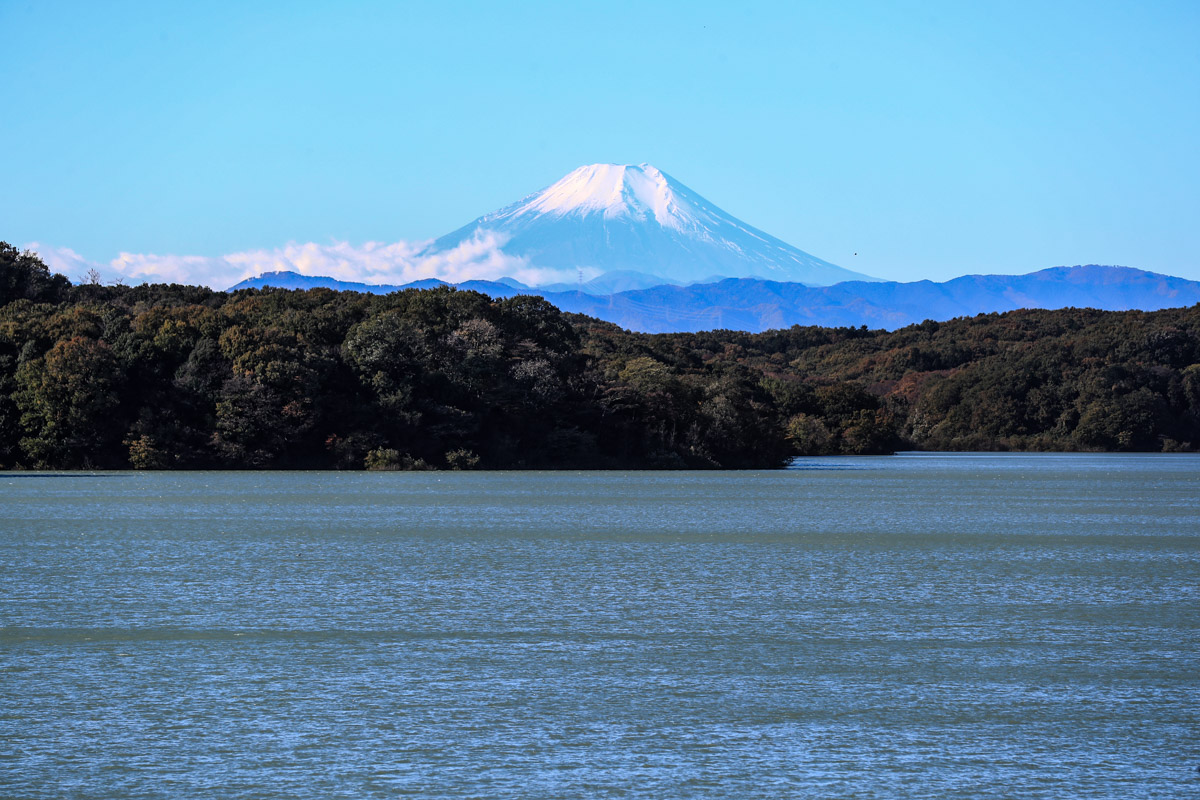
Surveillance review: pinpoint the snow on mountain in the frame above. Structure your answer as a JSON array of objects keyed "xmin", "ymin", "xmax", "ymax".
[{"xmin": 428, "ymin": 163, "xmax": 875, "ymax": 286}]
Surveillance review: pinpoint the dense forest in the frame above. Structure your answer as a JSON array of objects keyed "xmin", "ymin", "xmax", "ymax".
[{"xmin": 3, "ymin": 242, "xmax": 1199, "ymax": 470}]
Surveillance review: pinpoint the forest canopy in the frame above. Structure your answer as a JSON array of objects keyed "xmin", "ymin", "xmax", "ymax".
[{"xmin": 2, "ymin": 243, "xmax": 1199, "ymax": 470}]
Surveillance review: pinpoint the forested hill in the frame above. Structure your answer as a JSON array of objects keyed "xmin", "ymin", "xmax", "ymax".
[{"xmin": 3, "ymin": 243, "xmax": 1199, "ymax": 470}]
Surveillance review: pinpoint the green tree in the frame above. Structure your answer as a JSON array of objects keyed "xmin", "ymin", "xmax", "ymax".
[
  {"xmin": 0, "ymin": 244, "xmax": 70, "ymax": 306},
  {"xmin": 15, "ymin": 336, "xmax": 124, "ymax": 466}
]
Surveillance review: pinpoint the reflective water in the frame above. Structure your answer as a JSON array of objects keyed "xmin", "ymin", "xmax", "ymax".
[{"xmin": 1, "ymin": 453, "xmax": 1198, "ymax": 798}]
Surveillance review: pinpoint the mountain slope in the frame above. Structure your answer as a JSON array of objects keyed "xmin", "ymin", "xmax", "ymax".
[
  {"xmin": 428, "ymin": 163, "xmax": 873, "ymax": 286},
  {"xmin": 230, "ymin": 265, "xmax": 1200, "ymax": 333},
  {"xmin": 543, "ymin": 265, "xmax": 1200, "ymax": 332},
  {"xmin": 229, "ymin": 271, "xmax": 532, "ymax": 298}
]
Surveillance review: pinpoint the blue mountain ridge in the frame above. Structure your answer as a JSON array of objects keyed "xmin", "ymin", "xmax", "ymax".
[{"xmin": 228, "ymin": 265, "xmax": 1200, "ymax": 333}]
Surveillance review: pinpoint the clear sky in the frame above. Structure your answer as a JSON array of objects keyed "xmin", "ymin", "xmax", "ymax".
[{"xmin": 3, "ymin": 0, "xmax": 1198, "ymax": 285}]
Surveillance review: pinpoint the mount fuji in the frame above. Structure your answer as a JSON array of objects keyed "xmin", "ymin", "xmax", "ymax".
[
  {"xmin": 428, "ymin": 163, "xmax": 875, "ymax": 286},
  {"xmin": 227, "ymin": 164, "xmax": 1200, "ymax": 333}
]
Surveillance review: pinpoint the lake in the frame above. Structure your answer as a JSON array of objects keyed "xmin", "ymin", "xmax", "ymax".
[{"xmin": 1, "ymin": 453, "xmax": 1197, "ymax": 798}]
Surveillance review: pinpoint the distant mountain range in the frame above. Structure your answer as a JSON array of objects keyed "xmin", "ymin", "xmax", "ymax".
[{"xmin": 229, "ymin": 265, "xmax": 1200, "ymax": 333}]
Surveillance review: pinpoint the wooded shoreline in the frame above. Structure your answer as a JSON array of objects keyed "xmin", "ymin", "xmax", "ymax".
[{"xmin": 4, "ymin": 243, "xmax": 1199, "ymax": 470}]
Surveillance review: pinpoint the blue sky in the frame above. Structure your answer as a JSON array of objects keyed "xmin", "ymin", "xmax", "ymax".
[{"xmin": 2, "ymin": 0, "xmax": 1198, "ymax": 285}]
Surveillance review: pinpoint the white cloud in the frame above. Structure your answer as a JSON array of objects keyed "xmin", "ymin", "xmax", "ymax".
[
  {"xmin": 24, "ymin": 231, "xmax": 589, "ymax": 290},
  {"xmin": 22, "ymin": 243, "xmax": 98, "ymax": 282},
  {"xmin": 111, "ymin": 251, "xmax": 236, "ymax": 286}
]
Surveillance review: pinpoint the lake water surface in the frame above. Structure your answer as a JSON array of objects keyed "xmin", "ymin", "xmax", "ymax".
[{"xmin": 2, "ymin": 453, "xmax": 1198, "ymax": 798}]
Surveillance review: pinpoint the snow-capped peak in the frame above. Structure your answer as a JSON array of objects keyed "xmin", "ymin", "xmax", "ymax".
[
  {"xmin": 430, "ymin": 162, "xmax": 878, "ymax": 287},
  {"xmin": 497, "ymin": 163, "xmax": 698, "ymax": 230}
]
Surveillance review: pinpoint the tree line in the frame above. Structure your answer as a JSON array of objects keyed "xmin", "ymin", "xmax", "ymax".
[{"xmin": 3, "ymin": 243, "xmax": 1198, "ymax": 470}]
